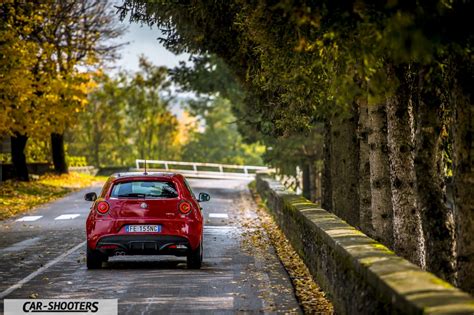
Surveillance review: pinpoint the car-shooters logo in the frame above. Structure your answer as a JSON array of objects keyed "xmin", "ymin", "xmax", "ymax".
[{"xmin": 4, "ymin": 299, "xmax": 117, "ymax": 315}]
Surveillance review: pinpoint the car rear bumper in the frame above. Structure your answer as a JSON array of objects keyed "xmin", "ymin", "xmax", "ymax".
[
  {"xmin": 95, "ymin": 234, "xmax": 191, "ymax": 256},
  {"xmin": 86, "ymin": 217, "xmax": 203, "ymax": 252}
]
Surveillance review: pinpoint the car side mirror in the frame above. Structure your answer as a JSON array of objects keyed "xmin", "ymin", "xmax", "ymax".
[
  {"xmin": 84, "ymin": 192, "xmax": 97, "ymax": 201},
  {"xmin": 198, "ymin": 192, "xmax": 210, "ymax": 202}
]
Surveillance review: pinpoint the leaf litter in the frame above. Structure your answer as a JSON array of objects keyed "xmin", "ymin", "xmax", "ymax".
[{"xmin": 240, "ymin": 184, "xmax": 334, "ymax": 314}]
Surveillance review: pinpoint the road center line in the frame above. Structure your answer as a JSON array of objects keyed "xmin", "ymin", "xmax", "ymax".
[{"xmin": 0, "ymin": 241, "xmax": 85, "ymax": 299}]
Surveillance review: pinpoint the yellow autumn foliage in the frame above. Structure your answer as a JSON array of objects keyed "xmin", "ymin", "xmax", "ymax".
[{"xmin": 1, "ymin": 0, "xmax": 102, "ymax": 138}]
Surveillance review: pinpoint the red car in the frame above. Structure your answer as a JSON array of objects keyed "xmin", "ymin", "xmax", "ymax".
[{"xmin": 84, "ymin": 172, "xmax": 209, "ymax": 269}]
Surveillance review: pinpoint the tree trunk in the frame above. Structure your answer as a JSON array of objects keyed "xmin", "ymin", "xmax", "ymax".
[
  {"xmin": 357, "ymin": 95, "xmax": 373, "ymax": 236},
  {"xmin": 321, "ymin": 119, "xmax": 332, "ymax": 212},
  {"xmin": 329, "ymin": 105, "xmax": 360, "ymax": 227},
  {"xmin": 452, "ymin": 78, "xmax": 474, "ymax": 293},
  {"xmin": 414, "ymin": 69, "xmax": 455, "ymax": 283},
  {"xmin": 51, "ymin": 132, "xmax": 68, "ymax": 174},
  {"xmin": 386, "ymin": 64, "xmax": 423, "ymax": 266},
  {"xmin": 368, "ymin": 103, "xmax": 394, "ymax": 247},
  {"xmin": 11, "ymin": 133, "xmax": 29, "ymax": 181}
]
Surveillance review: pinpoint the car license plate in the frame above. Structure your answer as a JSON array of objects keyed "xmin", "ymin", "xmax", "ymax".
[{"xmin": 125, "ymin": 225, "xmax": 161, "ymax": 233}]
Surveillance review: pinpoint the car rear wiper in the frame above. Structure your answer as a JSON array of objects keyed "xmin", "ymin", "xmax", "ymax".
[{"xmin": 117, "ymin": 193, "xmax": 146, "ymax": 198}]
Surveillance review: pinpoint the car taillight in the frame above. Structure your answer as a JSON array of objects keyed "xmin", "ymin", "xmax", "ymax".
[
  {"xmin": 178, "ymin": 201, "xmax": 192, "ymax": 214},
  {"xmin": 96, "ymin": 201, "xmax": 109, "ymax": 215}
]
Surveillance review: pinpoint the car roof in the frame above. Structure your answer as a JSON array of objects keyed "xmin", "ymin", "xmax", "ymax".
[{"xmin": 109, "ymin": 172, "xmax": 183, "ymax": 181}]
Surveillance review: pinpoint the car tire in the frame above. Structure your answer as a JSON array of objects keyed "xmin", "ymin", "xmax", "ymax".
[
  {"xmin": 187, "ymin": 241, "xmax": 203, "ymax": 269},
  {"xmin": 87, "ymin": 246, "xmax": 104, "ymax": 269}
]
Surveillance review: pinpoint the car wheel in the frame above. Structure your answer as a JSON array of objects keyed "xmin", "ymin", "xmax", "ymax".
[
  {"xmin": 87, "ymin": 246, "xmax": 104, "ymax": 269},
  {"xmin": 187, "ymin": 241, "xmax": 203, "ymax": 269}
]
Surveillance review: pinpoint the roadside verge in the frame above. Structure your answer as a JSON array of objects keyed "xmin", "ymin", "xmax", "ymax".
[{"xmin": 0, "ymin": 172, "xmax": 105, "ymax": 220}]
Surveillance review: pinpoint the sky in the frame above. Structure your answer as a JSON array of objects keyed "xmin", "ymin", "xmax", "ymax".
[
  {"xmin": 114, "ymin": 19, "xmax": 190, "ymax": 73},
  {"xmin": 111, "ymin": 19, "xmax": 193, "ymax": 116}
]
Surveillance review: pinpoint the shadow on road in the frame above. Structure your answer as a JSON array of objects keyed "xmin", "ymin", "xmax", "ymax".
[{"xmin": 101, "ymin": 256, "xmax": 190, "ymax": 270}]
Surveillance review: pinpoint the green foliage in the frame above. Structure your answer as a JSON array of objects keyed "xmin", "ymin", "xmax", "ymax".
[
  {"xmin": 171, "ymin": 54, "xmax": 265, "ymax": 165},
  {"xmin": 169, "ymin": 47, "xmax": 320, "ymax": 171},
  {"xmin": 25, "ymin": 139, "xmax": 51, "ymax": 163},
  {"xmin": 67, "ymin": 57, "xmax": 181, "ymax": 167},
  {"xmin": 263, "ymin": 127, "xmax": 324, "ymax": 176},
  {"xmin": 66, "ymin": 54, "xmax": 264, "ymax": 168},
  {"xmin": 119, "ymin": 0, "xmax": 473, "ymax": 176},
  {"xmin": 182, "ymin": 97, "xmax": 264, "ymax": 166},
  {"xmin": 170, "ymin": 53, "xmax": 319, "ymax": 171},
  {"xmin": 0, "ymin": 153, "xmax": 11, "ymax": 164}
]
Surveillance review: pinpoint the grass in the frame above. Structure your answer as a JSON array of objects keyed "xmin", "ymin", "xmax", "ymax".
[{"xmin": 0, "ymin": 172, "xmax": 107, "ymax": 220}]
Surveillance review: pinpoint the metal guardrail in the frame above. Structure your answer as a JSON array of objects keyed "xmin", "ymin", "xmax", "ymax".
[{"xmin": 135, "ymin": 159, "xmax": 268, "ymax": 179}]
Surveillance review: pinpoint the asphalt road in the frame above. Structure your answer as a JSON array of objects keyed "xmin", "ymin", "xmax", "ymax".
[{"xmin": 0, "ymin": 178, "xmax": 301, "ymax": 314}]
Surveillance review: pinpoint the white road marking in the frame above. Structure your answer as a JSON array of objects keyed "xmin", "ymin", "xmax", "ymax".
[
  {"xmin": 0, "ymin": 237, "xmax": 42, "ymax": 254},
  {"xmin": 54, "ymin": 214, "xmax": 80, "ymax": 220},
  {"xmin": 15, "ymin": 216, "xmax": 42, "ymax": 222},
  {"xmin": 204, "ymin": 225, "xmax": 235, "ymax": 230},
  {"xmin": 208, "ymin": 213, "xmax": 229, "ymax": 219},
  {"xmin": 0, "ymin": 241, "xmax": 85, "ymax": 299}
]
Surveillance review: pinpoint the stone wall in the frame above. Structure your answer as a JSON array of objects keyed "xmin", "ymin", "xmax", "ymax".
[{"xmin": 256, "ymin": 174, "xmax": 474, "ymax": 314}]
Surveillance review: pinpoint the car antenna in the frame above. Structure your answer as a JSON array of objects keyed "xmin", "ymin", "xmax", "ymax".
[{"xmin": 144, "ymin": 159, "xmax": 148, "ymax": 175}]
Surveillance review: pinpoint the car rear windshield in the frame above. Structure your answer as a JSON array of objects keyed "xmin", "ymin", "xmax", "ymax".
[{"xmin": 110, "ymin": 181, "xmax": 178, "ymax": 198}]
